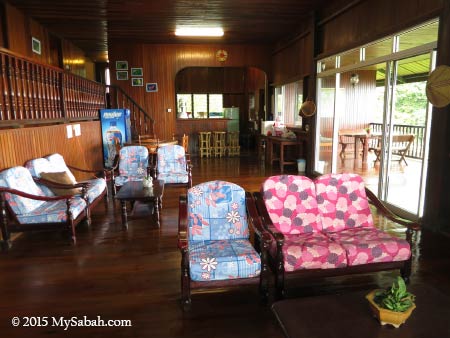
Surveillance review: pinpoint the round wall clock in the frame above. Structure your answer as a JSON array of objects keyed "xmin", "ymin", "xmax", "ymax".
[{"xmin": 216, "ymin": 49, "xmax": 228, "ymax": 62}]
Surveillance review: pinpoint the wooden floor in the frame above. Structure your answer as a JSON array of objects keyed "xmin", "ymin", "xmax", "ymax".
[{"xmin": 1, "ymin": 153, "xmax": 449, "ymax": 338}]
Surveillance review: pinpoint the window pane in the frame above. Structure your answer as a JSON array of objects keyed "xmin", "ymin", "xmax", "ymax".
[
  {"xmin": 365, "ymin": 38, "xmax": 393, "ymax": 61},
  {"xmin": 398, "ymin": 20, "xmax": 438, "ymax": 52},
  {"xmin": 177, "ymin": 94, "xmax": 192, "ymax": 119},
  {"xmin": 209, "ymin": 94, "xmax": 223, "ymax": 118},
  {"xmin": 340, "ymin": 49, "xmax": 361, "ymax": 68},
  {"xmin": 193, "ymin": 94, "xmax": 207, "ymax": 118}
]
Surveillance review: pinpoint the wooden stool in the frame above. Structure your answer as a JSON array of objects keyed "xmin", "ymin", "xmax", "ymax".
[
  {"xmin": 227, "ymin": 131, "xmax": 240, "ymax": 156},
  {"xmin": 212, "ymin": 131, "xmax": 227, "ymax": 157},
  {"xmin": 198, "ymin": 132, "xmax": 211, "ymax": 158}
]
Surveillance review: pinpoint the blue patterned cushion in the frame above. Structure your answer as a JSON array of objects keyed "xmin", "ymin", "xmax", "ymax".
[
  {"xmin": 157, "ymin": 145, "xmax": 188, "ymax": 177},
  {"xmin": 117, "ymin": 146, "xmax": 148, "ymax": 186},
  {"xmin": 45, "ymin": 153, "xmax": 77, "ymax": 183},
  {"xmin": 189, "ymin": 239, "xmax": 261, "ymax": 281},
  {"xmin": 85, "ymin": 178, "xmax": 107, "ymax": 203},
  {"xmin": 187, "ymin": 181, "xmax": 249, "ymax": 241}
]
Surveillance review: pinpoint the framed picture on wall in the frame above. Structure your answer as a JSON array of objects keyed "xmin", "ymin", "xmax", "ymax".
[
  {"xmin": 132, "ymin": 78, "xmax": 144, "ymax": 86},
  {"xmin": 116, "ymin": 71, "xmax": 128, "ymax": 80},
  {"xmin": 116, "ymin": 61, "xmax": 128, "ymax": 70},
  {"xmin": 131, "ymin": 68, "xmax": 143, "ymax": 77},
  {"xmin": 146, "ymin": 83, "xmax": 158, "ymax": 92},
  {"xmin": 32, "ymin": 37, "xmax": 41, "ymax": 55}
]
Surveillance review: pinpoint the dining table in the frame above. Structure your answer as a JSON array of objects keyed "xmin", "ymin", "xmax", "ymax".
[{"xmin": 338, "ymin": 129, "xmax": 381, "ymax": 169}]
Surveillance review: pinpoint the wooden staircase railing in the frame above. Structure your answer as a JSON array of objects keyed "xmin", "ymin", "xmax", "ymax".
[{"xmin": 105, "ymin": 85, "xmax": 155, "ymax": 139}]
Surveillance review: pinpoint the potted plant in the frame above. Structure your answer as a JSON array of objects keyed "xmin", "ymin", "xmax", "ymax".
[
  {"xmin": 366, "ymin": 276, "xmax": 416, "ymax": 328},
  {"xmin": 142, "ymin": 175, "xmax": 153, "ymax": 188}
]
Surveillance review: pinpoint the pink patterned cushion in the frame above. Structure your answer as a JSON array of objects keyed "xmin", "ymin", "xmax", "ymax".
[
  {"xmin": 262, "ymin": 175, "xmax": 322, "ymax": 234},
  {"xmin": 279, "ymin": 233, "xmax": 347, "ymax": 271},
  {"xmin": 326, "ymin": 227, "xmax": 411, "ymax": 266},
  {"xmin": 315, "ymin": 173, "xmax": 373, "ymax": 232}
]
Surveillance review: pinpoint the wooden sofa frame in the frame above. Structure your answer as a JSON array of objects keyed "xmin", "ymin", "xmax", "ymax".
[
  {"xmin": 253, "ymin": 188, "xmax": 421, "ymax": 299},
  {"xmin": 0, "ymin": 187, "xmax": 88, "ymax": 250}
]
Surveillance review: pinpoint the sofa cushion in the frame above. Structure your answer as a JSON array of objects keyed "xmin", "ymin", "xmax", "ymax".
[
  {"xmin": 0, "ymin": 166, "xmax": 46, "ymax": 215},
  {"xmin": 188, "ymin": 181, "xmax": 249, "ymax": 241},
  {"xmin": 45, "ymin": 153, "xmax": 77, "ymax": 183},
  {"xmin": 158, "ymin": 172, "xmax": 189, "ymax": 184},
  {"xmin": 189, "ymin": 239, "xmax": 261, "ymax": 281},
  {"xmin": 326, "ymin": 227, "xmax": 411, "ymax": 266},
  {"xmin": 279, "ymin": 232, "xmax": 347, "ymax": 271},
  {"xmin": 40, "ymin": 171, "xmax": 81, "ymax": 196},
  {"xmin": 118, "ymin": 146, "xmax": 149, "ymax": 180},
  {"xmin": 315, "ymin": 173, "xmax": 374, "ymax": 232},
  {"xmin": 262, "ymin": 175, "xmax": 322, "ymax": 234}
]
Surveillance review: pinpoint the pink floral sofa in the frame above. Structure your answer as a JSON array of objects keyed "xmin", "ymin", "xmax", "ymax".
[{"xmin": 254, "ymin": 173, "xmax": 420, "ymax": 298}]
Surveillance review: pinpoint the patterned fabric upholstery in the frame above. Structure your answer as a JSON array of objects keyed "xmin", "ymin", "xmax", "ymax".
[
  {"xmin": 326, "ymin": 227, "xmax": 411, "ymax": 266},
  {"xmin": 25, "ymin": 154, "xmax": 107, "ymax": 204},
  {"xmin": 0, "ymin": 166, "xmax": 86, "ymax": 223},
  {"xmin": 261, "ymin": 173, "xmax": 411, "ymax": 272},
  {"xmin": 187, "ymin": 181, "xmax": 261, "ymax": 281},
  {"xmin": 262, "ymin": 175, "xmax": 322, "ymax": 234},
  {"xmin": 315, "ymin": 173, "xmax": 373, "ymax": 232},
  {"xmin": 157, "ymin": 145, "xmax": 189, "ymax": 184},
  {"xmin": 116, "ymin": 146, "xmax": 149, "ymax": 187}
]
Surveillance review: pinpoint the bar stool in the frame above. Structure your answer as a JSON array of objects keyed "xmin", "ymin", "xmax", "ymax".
[
  {"xmin": 212, "ymin": 131, "xmax": 227, "ymax": 157},
  {"xmin": 227, "ymin": 131, "xmax": 240, "ymax": 156},
  {"xmin": 198, "ymin": 132, "xmax": 211, "ymax": 158}
]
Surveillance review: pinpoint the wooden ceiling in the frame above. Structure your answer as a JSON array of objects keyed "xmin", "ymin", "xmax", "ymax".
[{"xmin": 7, "ymin": 0, "xmax": 329, "ymax": 62}]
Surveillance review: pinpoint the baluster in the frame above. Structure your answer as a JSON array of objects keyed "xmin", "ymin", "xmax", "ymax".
[
  {"xmin": 0, "ymin": 54, "xmax": 11, "ymax": 121},
  {"xmin": 7, "ymin": 60, "xmax": 17, "ymax": 120},
  {"xmin": 43, "ymin": 67, "xmax": 52, "ymax": 119},
  {"xmin": 25, "ymin": 62, "xmax": 35, "ymax": 119},
  {"xmin": 20, "ymin": 60, "xmax": 29, "ymax": 119},
  {"xmin": 35, "ymin": 65, "xmax": 44, "ymax": 119},
  {"xmin": 31, "ymin": 63, "xmax": 40, "ymax": 119},
  {"xmin": 14, "ymin": 58, "xmax": 24, "ymax": 120}
]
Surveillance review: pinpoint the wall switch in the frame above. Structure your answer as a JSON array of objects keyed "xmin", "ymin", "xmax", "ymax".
[{"xmin": 167, "ymin": 108, "xmax": 172, "ymax": 112}]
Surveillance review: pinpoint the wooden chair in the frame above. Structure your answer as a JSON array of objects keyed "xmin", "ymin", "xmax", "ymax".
[
  {"xmin": 372, "ymin": 134, "xmax": 415, "ymax": 165},
  {"xmin": 181, "ymin": 133, "xmax": 189, "ymax": 154},
  {"xmin": 178, "ymin": 181, "xmax": 271, "ymax": 310}
]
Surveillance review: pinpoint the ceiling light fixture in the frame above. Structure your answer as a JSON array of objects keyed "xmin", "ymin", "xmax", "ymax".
[{"xmin": 175, "ymin": 27, "xmax": 224, "ymax": 37}]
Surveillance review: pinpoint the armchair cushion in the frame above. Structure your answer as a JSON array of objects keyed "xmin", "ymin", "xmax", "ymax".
[
  {"xmin": 156, "ymin": 145, "xmax": 189, "ymax": 184},
  {"xmin": 189, "ymin": 239, "xmax": 261, "ymax": 281},
  {"xmin": 188, "ymin": 181, "xmax": 249, "ymax": 241}
]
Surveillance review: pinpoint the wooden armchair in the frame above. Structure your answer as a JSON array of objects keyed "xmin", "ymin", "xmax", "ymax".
[
  {"xmin": 178, "ymin": 180, "xmax": 271, "ymax": 310},
  {"xmin": 153, "ymin": 144, "xmax": 192, "ymax": 189}
]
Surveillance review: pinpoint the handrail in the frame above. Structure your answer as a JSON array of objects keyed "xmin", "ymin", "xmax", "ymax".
[{"xmin": 106, "ymin": 84, "xmax": 155, "ymax": 139}]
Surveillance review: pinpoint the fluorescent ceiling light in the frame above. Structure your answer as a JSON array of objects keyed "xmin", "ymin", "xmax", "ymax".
[{"xmin": 175, "ymin": 27, "xmax": 224, "ymax": 37}]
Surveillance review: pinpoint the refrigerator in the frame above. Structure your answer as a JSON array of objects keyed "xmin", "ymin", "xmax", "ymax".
[
  {"xmin": 224, "ymin": 107, "xmax": 239, "ymax": 132},
  {"xmin": 99, "ymin": 109, "xmax": 132, "ymax": 167}
]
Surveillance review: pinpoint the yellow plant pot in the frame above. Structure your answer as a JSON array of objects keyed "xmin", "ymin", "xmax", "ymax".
[{"xmin": 366, "ymin": 290, "xmax": 416, "ymax": 328}]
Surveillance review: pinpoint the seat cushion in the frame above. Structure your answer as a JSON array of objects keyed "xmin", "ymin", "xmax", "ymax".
[
  {"xmin": 262, "ymin": 175, "xmax": 322, "ymax": 234},
  {"xmin": 189, "ymin": 239, "xmax": 261, "ymax": 281},
  {"xmin": 84, "ymin": 178, "xmax": 107, "ymax": 203},
  {"xmin": 315, "ymin": 173, "xmax": 374, "ymax": 233},
  {"xmin": 326, "ymin": 227, "xmax": 411, "ymax": 266},
  {"xmin": 158, "ymin": 172, "xmax": 189, "ymax": 184},
  {"xmin": 280, "ymin": 232, "xmax": 347, "ymax": 271}
]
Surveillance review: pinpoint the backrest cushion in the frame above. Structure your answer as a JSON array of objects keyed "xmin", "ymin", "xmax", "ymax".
[
  {"xmin": 0, "ymin": 166, "xmax": 45, "ymax": 214},
  {"xmin": 187, "ymin": 180, "xmax": 249, "ymax": 241},
  {"xmin": 24, "ymin": 157, "xmax": 57, "ymax": 196},
  {"xmin": 45, "ymin": 153, "xmax": 77, "ymax": 183},
  {"xmin": 315, "ymin": 173, "xmax": 374, "ymax": 232},
  {"xmin": 118, "ymin": 146, "xmax": 149, "ymax": 178},
  {"xmin": 262, "ymin": 175, "xmax": 321, "ymax": 234},
  {"xmin": 157, "ymin": 145, "xmax": 186, "ymax": 174}
]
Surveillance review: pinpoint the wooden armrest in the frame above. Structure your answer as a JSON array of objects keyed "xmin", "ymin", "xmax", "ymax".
[
  {"xmin": 178, "ymin": 195, "xmax": 188, "ymax": 250},
  {"xmin": 245, "ymin": 192, "xmax": 271, "ymax": 245},
  {"xmin": 252, "ymin": 191, "xmax": 285, "ymax": 244},
  {"xmin": 0, "ymin": 187, "xmax": 75, "ymax": 201},
  {"xmin": 365, "ymin": 188, "xmax": 421, "ymax": 231}
]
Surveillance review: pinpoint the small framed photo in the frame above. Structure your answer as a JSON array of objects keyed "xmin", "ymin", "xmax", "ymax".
[
  {"xmin": 32, "ymin": 37, "xmax": 41, "ymax": 55},
  {"xmin": 131, "ymin": 68, "xmax": 143, "ymax": 77},
  {"xmin": 132, "ymin": 78, "xmax": 143, "ymax": 86},
  {"xmin": 116, "ymin": 71, "xmax": 128, "ymax": 81},
  {"xmin": 116, "ymin": 61, "xmax": 128, "ymax": 70},
  {"xmin": 146, "ymin": 83, "xmax": 158, "ymax": 92}
]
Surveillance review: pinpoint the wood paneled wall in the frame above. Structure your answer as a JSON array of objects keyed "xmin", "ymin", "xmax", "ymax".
[
  {"xmin": 317, "ymin": 0, "xmax": 442, "ymax": 57},
  {"xmin": 2, "ymin": 2, "xmax": 95, "ymax": 80},
  {"xmin": 0, "ymin": 121, "xmax": 103, "ymax": 180},
  {"xmin": 109, "ymin": 43, "xmax": 271, "ymax": 140}
]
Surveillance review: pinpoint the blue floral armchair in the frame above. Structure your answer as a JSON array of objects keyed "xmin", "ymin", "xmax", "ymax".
[
  {"xmin": 178, "ymin": 180, "xmax": 271, "ymax": 310},
  {"xmin": 154, "ymin": 144, "xmax": 192, "ymax": 189}
]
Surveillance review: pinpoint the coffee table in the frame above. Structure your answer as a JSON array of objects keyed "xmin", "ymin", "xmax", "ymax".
[
  {"xmin": 271, "ymin": 284, "xmax": 450, "ymax": 338},
  {"xmin": 114, "ymin": 180, "xmax": 164, "ymax": 228}
]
